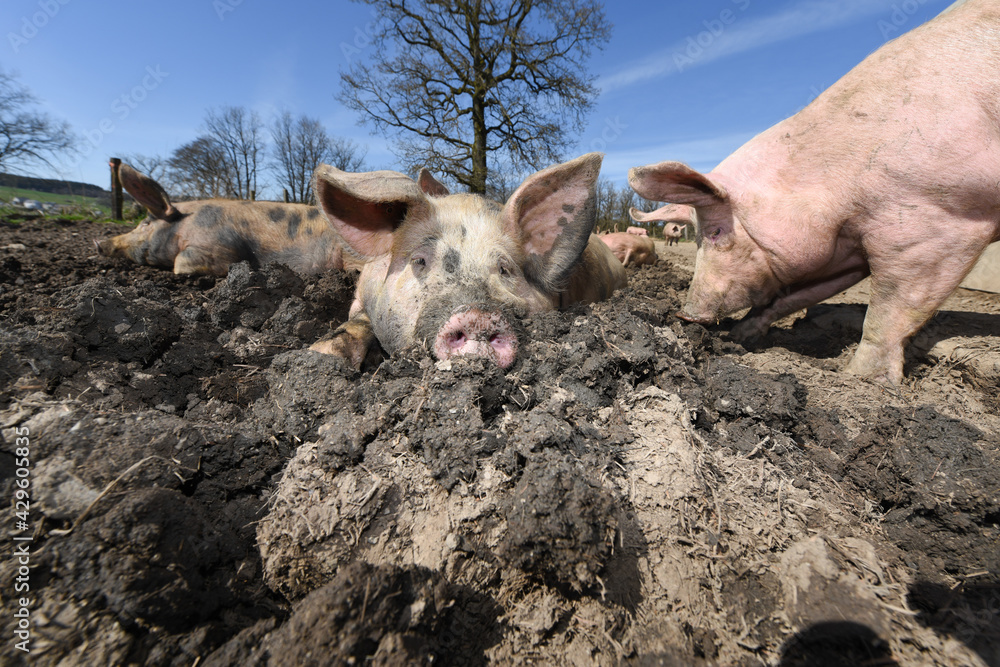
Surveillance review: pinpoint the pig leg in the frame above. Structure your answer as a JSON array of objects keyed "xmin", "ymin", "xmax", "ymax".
[
  {"xmin": 731, "ymin": 268, "xmax": 869, "ymax": 341},
  {"xmin": 846, "ymin": 235, "xmax": 989, "ymax": 384},
  {"xmin": 309, "ymin": 313, "xmax": 379, "ymax": 370}
]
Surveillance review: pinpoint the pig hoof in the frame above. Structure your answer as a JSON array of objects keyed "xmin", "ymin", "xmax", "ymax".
[
  {"xmin": 433, "ymin": 309, "xmax": 518, "ymax": 368},
  {"xmin": 310, "ymin": 319, "xmax": 378, "ymax": 370}
]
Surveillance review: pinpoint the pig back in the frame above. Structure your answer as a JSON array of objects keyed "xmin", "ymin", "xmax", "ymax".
[{"xmin": 559, "ymin": 235, "xmax": 627, "ymax": 308}]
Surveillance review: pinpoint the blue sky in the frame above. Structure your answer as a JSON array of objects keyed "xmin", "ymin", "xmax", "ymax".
[{"xmin": 2, "ymin": 0, "xmax": 953, "ymax": 193}]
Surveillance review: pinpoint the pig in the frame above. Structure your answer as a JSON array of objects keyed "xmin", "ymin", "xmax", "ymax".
[
  {"xmin": 630, "ymin": 205, "xmax": 694, "ymax": 246},
  {"xmin": 307, "ymin": 153, "xmax": 626, "ymax": 368},
  {"xmin": 96, "ymin": 164, "xmax": 362, "ymax": 276},
  {"xmin": 600, "ymin": 232, "xmax": 657, "ymax": 267},
  {"xmin": 629, "ymin": 0, "xmax": 1000, "ymax": 385},
  {"xmin": 626, "ymin": 226, "xmax": 649, "ymax": 237}
]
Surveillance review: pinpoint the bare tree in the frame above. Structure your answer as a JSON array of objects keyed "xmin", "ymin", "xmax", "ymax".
[
  {"xmin": 121, "ymin": 153, "xmax": 169, "ymax": 185},
  {"xmin": 0, "ymin": 70, "xmax": 76, "ymax": 173},
  {"xmin": 328, "ymin": 136, "xmax": 367, "ymax": 173},
  {"xmin": 594, "ymin": 177, "xmax": 618, "ymax": 232},
  {"xmin": 270, "ymin": 112, "xmax": 367, "ymax": 203},
  {"xmin": 166, "ymin": 136, "xmax": 231, "ymax": 199},
  {"xmin": 204, "ymin": 106, "xmax": 264, "ymax": 199},
  {"xmin": 340, "ymin": 0, "xmax": 611, "ymax": 194}
]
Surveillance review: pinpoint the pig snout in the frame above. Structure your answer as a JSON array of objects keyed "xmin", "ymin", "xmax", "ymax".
[{"xmin": 433, "ymin": 308, "xmax": 518, "ymax": 368}]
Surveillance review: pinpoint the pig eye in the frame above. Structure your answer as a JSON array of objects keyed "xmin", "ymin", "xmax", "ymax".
[
  {"xmin": 498, "ymin": 259, "xmax": 514, "ymax": 277},
  {"xmin": 708, "ymin": 228, "xmax": 721, "ymax": 240},
  {"xmin": 411, "ymin": 256, "xmax": 427, "ymax": 272}
]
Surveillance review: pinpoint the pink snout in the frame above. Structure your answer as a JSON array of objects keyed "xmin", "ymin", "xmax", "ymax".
[{"xmin": 433, "ymin": 308, "xmax": 518, "ymax": 368}]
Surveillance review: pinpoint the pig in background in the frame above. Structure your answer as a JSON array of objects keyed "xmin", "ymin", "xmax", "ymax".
[
  {"xmin": 630, "ymin": 204, "xmax": 694, "ymax": 246},
  {"xmin": 630, "ymin": 0, "xmax": 1000, "ymax": 385},
  {"xmin": 625, "ymin": 226, "xmax": 648, "ymax": 237},
  {"xmin": 96, "ymin": 165, "xmax": 363, "ymax": 276},
  {"xmin": 600, "ymin": 232, "xmax": 657, "ymax": 267},
  {"xmin": 308, "ymin": 153, "xmax": 626, "ymax": 369}
]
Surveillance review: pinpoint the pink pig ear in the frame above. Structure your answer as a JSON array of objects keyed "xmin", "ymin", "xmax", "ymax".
[
  {"xmin": 313, "ymin": 164, "xmax": 429, "ymax": 258},
  {"xmin": 628, "ymin": 161, "xmax": 728, "ymax": 209},
  {"xmin": 417, "ymin": 169, "xmax": 450, "ymax": 197},
  {"xmin": 502, "ymin": 153, "xmax": 602, "ymax": 292},
  {"xmin": 629, "ymin": 204, "xmax": 694, "ymax": 225},
  {"xmin": 119, "ymin": 164, "xmax": 180, "ymax": 221}
]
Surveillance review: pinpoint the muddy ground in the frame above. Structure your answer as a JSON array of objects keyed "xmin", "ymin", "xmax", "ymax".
[{"xmin": 0, "ymin": 214, "xmax": 997, "ymax": 666}]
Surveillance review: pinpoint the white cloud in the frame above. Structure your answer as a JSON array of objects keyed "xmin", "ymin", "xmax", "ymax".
[{"xmin": 600, "ymin": 0, "xmax": 908, "ymax": 93}]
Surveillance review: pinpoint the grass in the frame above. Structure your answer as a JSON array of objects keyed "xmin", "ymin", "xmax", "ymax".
[{"xmin": 0, "ymin": 186, "xmax": 105, "ymax": 211}]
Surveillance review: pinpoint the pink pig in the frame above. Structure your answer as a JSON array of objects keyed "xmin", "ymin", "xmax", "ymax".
[
  {"xmin": 308, "ymin": 154, "xmax": 626, "ymax": 368},
  {"xmin": 626, "ymin": 226, "xmax": 648, "ymax": 237},
  {"xmin": 600, "ymin": 232, "xmax": 657, "ymax": 267},
  {"xmin": 630, "ymin": 0, "xmax": 1000, "ymax": 384},
  {"xmin": 630, "ymin": 205, "xmax": 693, "ymax": 246}
]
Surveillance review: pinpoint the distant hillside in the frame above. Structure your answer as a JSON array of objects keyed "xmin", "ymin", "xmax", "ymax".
[{"xmin": 0, "ymin": 173, "xmax": 106, "ymax": 199}]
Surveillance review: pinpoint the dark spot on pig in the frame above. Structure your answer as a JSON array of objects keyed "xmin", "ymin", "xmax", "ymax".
[
  {"xmin": 194, "ymin": 205, "xmax": 224, "ymax": 229},
  {"xmin": 268, "ymin": 208, "xmax": 285, "ymax": 223},
  {"xmin": 218, "ymin": 229, "xmax": 261, "ymax": 269},
  {"xmin": 562, "ymin": 204, "xmax": 575, "ymax": 214},
  {"xmin": 443, "ymin": 248, "xmax": 460, "ymax": 275},
  {"xmin": 287, "ymin": 213, "xmax": 302, "ymax": 239},
  {"xmin": 460, "ymin": 225, "xmax": 467, "ymax": 239},
  {"xmin": 557, "ymin": 216, "xmax": 569, "ymax": 227},
  {"xmin": 307, "ymin": 208, "xmax": 320, "ymax": 220}
]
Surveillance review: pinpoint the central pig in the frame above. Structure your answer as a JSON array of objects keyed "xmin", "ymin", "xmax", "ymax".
[
  {"xmin": 630, "ymin": 0, "xmax": 1000, "ymax": 384},
  {"xmin": 308, "ymin": 153, "xmax": 626, "ymax": 368}
]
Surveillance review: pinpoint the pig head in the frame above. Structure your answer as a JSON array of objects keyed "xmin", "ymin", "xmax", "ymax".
[
  {"xmin": 96, "ymin": 165, "xmax": 360, "ymax": 276},
  {"xmin": 629, "ymin": 0, "xmax": 1000, "ymax": 384},
  {"xmin": 308, "ymin": 153, "xmax": 626, "ymax": 368}
]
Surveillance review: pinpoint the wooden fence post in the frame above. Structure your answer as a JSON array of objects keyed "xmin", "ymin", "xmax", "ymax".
[
  {"xmin": 283, "ymin": 188, "xmax": 289, "ymax": 203},
  {"xmin": 250, "ymin": 190, "xmax": 256, "ymax": 201},
  {"xmin": 109, "ymin": 157, "xmax": 123, "ymax": 221}
]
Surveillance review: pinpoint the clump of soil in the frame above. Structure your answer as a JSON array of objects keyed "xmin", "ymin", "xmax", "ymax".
[{"xmin": 0, "ymin": 217, "xmax": 998, "ymax": 666}]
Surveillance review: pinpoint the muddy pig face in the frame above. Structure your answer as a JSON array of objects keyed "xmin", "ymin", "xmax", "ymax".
[
  {"xmin": 96, "ymin": 216, "xmax": 179, "ymax": 266},
  {"xmin": 314, "ymin": 154, "xmax": 603, "ymax": 367}
]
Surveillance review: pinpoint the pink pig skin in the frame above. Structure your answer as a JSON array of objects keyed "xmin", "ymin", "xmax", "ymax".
[{"xmin": 629, "ymin": 0, "xmax": 1000, "ymax": 385}]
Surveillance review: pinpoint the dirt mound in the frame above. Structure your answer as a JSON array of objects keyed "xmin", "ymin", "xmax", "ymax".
[{"xmin": 1, "ymin": 218, "xmax": 998, "ymax": 666}]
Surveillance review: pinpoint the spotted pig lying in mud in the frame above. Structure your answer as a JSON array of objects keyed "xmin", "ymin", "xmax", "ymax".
[
  {"xmin": 630, "ymin": 0, "xmax": 1000, "ymax": 384},
  {"xmin": 96, "ymin": 164, "xmax": 362, "ymax": 276},
  {"xmin": 308, "ymin": 153, "xmax": 626, "ymax": 368}
]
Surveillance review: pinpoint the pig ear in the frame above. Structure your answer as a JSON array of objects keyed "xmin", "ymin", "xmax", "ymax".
[
  {"xmin": 629, "ymin": 204, "xmax": 694, "ymax": 224},
  {"xmin": 119, "ymin": 164, "xmax": 180, "ymax": 221},
  {"xmin": 628, "ymin": 161, "xmax": 728, "ymax": 209},
  {"xmin": 417, "ymin": 169, "xmax": 450, "ymax": 197},
  {"xmin": 502, "ymin": 153, "xmax": 602, "ymax": 291},
  {"xmin": 313, "ymin": 164, "xmax": 429, "ymax": 258}
]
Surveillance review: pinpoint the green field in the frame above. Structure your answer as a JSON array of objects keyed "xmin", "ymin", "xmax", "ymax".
[{"xmin": 0, "ymin": 186, "xmax": 105, "ymax": 210}]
